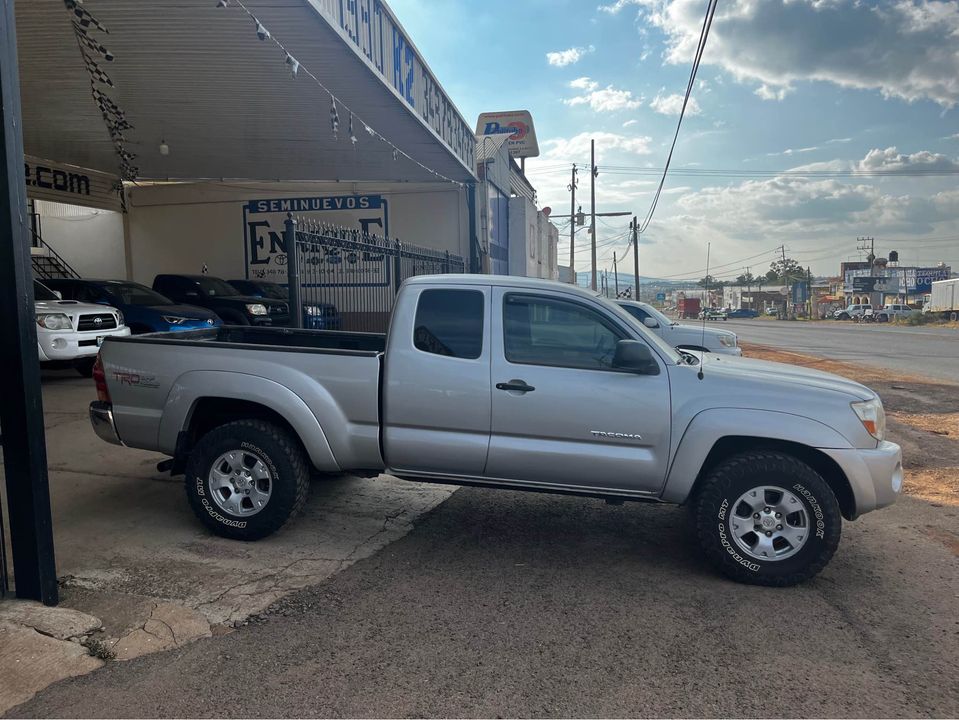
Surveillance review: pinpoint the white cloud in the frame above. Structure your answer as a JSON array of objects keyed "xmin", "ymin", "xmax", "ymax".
[
  {"xmin": 650, "ymin": 93, "xmax": 701, "ymax": 116},
  {"xmin": 622, "ymin": 119, "xmax": 638, "ymax": 127},
  {"xmin": 540, "ymin": 131, "xmax": 654, "ymax": 160},
  {"xmin": 789, "ymin": 146, "xmax": 959, "ymax": 175},
  {"xmin": 546, "ymin": 45, "xmax": 595, "ymax": 67},
  {"xmin": 942, "ymin": 133, "xmax": 959, "ymax": 140},
  {"xmin": 767, "ymin": 145, "xmax": 819, "ymax": 157},
  {"xmin": 826, "ymin": 137, "xmax": 852, "ymax": 144},
  {"xmin": 606, "ymin": 0, "xmax": 959, "ymax": 107},
  {"xmin": 564, "ymin": 77, "xmax": 643, "ymax": 112}
]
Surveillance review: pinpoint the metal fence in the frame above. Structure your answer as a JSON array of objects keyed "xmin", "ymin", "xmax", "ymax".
[{"xmin": 285, "ymin": 215, "xmax": 467, "ymax": 333}]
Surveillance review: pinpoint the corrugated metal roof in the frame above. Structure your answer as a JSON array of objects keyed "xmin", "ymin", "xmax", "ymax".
[{"xmin": 15, "ymin": 0, "xmax": 476, "ymax": 184}]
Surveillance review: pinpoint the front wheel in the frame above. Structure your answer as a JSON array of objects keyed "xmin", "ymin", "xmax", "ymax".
[
  {"xmin": 184, "ymin": 419, "xmax": 310, "ymax": 540},
  {"xmin": 74, "ymin": 357, "xmax": 96, "ymax": 377},
  {"xmin": 692, "ymin": 451, "xmax": 841, "ymax": 586}
]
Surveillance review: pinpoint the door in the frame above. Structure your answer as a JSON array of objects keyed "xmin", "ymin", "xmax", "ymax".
[
  {"xmin": 382, "ymin": 286, "xmax": 492, "ymax": 476},
  {"xmin": 486, "ymin": 289, "xmax": 671, "ymax": 494}
]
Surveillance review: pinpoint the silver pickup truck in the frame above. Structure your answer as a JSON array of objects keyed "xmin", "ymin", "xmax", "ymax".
[{"xmin": 90, "ymin": 275, "xmax": 902, "ymax": 586}]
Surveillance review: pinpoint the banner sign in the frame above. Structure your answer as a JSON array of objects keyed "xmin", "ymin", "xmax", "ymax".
[
  {"xmin": 243, "ymin": 195, "xmax": 390, "ymax": 286},
  {"xmin": 24, "ymin": 155, "xmax": 122, "ymax": 212},
  {"xmin": 852, "ymin": 276, "xmax": 901, "ymax": 293}
]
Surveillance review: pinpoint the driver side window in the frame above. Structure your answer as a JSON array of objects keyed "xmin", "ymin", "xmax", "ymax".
[{"xmin": 504, "ymin": 294, "xmax": 624, "ymax": 371}]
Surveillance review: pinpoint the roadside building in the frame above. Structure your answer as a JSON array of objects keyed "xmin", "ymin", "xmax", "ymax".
[{"xmin": 842, "ymin": 255, "xmax": 951, "ymax": 307}]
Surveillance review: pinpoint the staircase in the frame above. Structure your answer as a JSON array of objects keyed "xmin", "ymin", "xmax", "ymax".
[{"xmin": 30, "ymin": 236, "xmax": 81, "ymax": 280}]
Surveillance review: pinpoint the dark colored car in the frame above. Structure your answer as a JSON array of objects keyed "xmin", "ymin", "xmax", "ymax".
[
  {"xmin": 45, "ymin": 279, "xmax": 222, "ymax": 334},
  {"xmin": 726, "ymin": 308, "xmax": 759, "ymax": 319},
  {"xmin": 227, "ymin": 279, "xmax": 341, "ymax": 330},
  {"xmin": 153, "ymin": 274, "xmax": 289, "ymax": 326}
]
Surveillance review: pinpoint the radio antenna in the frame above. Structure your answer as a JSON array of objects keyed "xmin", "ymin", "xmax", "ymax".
[{"xmin": 698, "ymin": 242, "xmax": 710, "ymax": 380}]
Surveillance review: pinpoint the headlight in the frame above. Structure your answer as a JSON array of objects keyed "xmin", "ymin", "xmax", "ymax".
[
  {"xmin": 162, "ymin": 316, "xmax": 185, "ymax": 325},
  {"xmin": 852, "ymin": 398, "xmax": 886, "ymax": 442},
  {"xmin": 37, "ymin": 313, "xmax": 72, "ymax": 330},
  {"xmin": 246, "ymin": 303, "xmax": 268, "ymax": 316},
  {"xmin": 718, "ymin": 334, "xmax": 736, "ymax": 347},
  {"xmin": 116, "ymin": 310, "xmax": 124, "ymax": 326},
  {"xmin": 304, "ymin": 305, "xmax": 321, "ymax": 316}
]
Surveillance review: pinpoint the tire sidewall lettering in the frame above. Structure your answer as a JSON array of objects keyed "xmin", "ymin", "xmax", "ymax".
[
  {"xmin": 716, "ymin": 502, "xmax": 760, "ymax": 573},
  {"xmin": 200, "ymin": 498, "xmax": 247, "ymax": 529},
  {"xmin": 792, "ymin": 483, "xmax": 826, "ymax": 539}
]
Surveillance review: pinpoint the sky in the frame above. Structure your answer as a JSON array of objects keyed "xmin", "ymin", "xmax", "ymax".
[{"xmin": 388, "ymin": 0, "xmax": 959, "ymax": 282}]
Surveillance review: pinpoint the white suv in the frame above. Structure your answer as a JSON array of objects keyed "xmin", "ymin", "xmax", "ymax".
[
  {"xmin": 35, "ymin": 280, "xmax": 131, "ymax": 376},
  {"xmin": 837, "ymin": 303, "xmax": 872, "ymax": 320},
  {"xmin": 617, "ymin": 300, "xmax": 742, "ymax": 356}
]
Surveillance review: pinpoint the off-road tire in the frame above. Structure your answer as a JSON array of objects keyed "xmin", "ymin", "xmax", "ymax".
[
  {"xmin": 74, "ymin": 357, "xmax": 96, "ymax": 377},
  {"xmin": 185, "ymin": 419, "xmax": 310, "ymax": 540},
  {"xmin": 692, "ymin": 451, "xmax": 842, "ymax": 586}
]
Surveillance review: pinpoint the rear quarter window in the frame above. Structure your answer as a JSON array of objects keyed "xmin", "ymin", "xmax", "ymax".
[{"xmin": 413, "ymin": 289, "xmax": 484, "ymax": 360}]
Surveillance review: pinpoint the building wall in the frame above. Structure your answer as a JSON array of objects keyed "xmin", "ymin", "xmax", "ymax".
[
  {"xmin": 508, "ymin": 195, "xmax": 537, "ymax": 277},
  {"xmin": 34, "ymin": 200, "xmax": 126, "ymax": 278},
  {"xmin": 125, "ymin": 181, "xmax": 468, "ymax": 286}
]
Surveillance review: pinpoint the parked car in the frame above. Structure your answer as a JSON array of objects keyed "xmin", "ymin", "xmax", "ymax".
[
  {"xmin": 727, "ymin": 308, "xmax": 759, "ymax": 319},
  {"xmin": 227, "ymin": 279, "xmax": 341, "ymax": 330},
  {"xmin": 44, "ymin": 279, "xmax": 221, "ymax": 335},
  {"xmin": 90, "ymin": 275, "xmax": 902, "ymax": 587},
  {"xmin": 617, "ymin": 300, "xmax": 741, "ymax": 356},
  {"xmin": 875, "ymin": 303, "xmax": 911, "ymax": 322},
  {"xmin": 835, "ymin": 303, "xmax": 872, "ymax": 321},
  {"xmin": 699, "ymin": 308, "xmax": 728, "ymax": 321},
  {"xmin": 153, "ymin": 274, "xmax": 289, "ymax": 326},
  {"xmin": 34, "ymin": 280, "xmax": 130, "ymax": 376}
]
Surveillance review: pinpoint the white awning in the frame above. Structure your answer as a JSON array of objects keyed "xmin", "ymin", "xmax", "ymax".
[{"xmin": 16, "ymin": 0, "xmax": 476, "ymax": 185}]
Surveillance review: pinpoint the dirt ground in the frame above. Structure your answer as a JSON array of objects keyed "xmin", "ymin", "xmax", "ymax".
[{"xmin": 743, "ymin": 343, "xmax": 959, "ymax": 510}]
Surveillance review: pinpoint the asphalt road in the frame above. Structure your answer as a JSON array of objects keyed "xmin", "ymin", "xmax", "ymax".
[
  {"xmin": 724, "ymin": 318, "xmax": 959, "ymax": 382},
  {"xmin": 10, "ymin": 488, "xmax": 958, "ymax": 718}
]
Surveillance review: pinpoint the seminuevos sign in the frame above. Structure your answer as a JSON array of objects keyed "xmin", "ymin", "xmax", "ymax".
[{"xmin": 476, "ymin": 111, "xmax": 540, "ymax": 159}]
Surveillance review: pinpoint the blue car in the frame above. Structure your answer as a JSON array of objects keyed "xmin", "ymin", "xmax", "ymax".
[
  {"xmin": 727, "ymin": 308, "xmax": 760, "ymax": 319},
  {"xmin": 227, "ymin": 279, "xmax": 342, "ymax": 330},
  {"xmin": 44, "ymin": 279, "xmax": 221, "ymax": 334}
]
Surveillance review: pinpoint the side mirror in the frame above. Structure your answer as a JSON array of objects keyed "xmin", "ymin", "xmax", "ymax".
[
  {"xmin": 612, "ymin": 340, "xmax": 659, "ymax": 375},
  {"xmin": 52, "ymin": 290, "xmax": 62, "ymax": 300},
  {"xmin": 643, "ymin": 317, "xmax": 659, "ymax": 329}
]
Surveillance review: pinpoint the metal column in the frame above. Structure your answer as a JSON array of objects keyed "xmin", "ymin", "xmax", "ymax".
[{"xmin": 0, "ymin": 0, "xmax": 59, "ymax": 605}]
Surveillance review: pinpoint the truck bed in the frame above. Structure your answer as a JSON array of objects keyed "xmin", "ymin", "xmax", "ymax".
[{"xmin": 112, "ymin": 326, "xmax": 386, "ymax": 354}]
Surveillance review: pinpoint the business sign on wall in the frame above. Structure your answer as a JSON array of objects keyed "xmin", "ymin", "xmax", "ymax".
[
  {"xmin": 476, "ymin": 111, "xmax": 540, "ymax": 159},
  {"xmin": 243, "ymin": 195, "xmax": 389, "ymax": 286},
  {"xmin": 852, "ymin": 276, "xmax": 901, "ymax": 293},
  {"xmin": 316, "ymin": 0, "xmax": 475, "ymax": 172},
  {"xmin": 916, "ymin": 267, "xmax": 951, "ymax": 291},
  {"xmin": 24, "ymin": 155, "xmax": 123, "ymax": 212}
]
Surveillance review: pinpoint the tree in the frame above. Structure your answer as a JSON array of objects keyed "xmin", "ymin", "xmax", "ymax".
[
  {"xmin": 698, "ymin": 275, "xmax": 725, "ymax": 288},
  {"xmin": 735, "ymin": 271, "xmax": 755, "ymax": 286},
  {"xmin": 768, "ymin": 257, "xmax": 804, "ymax": 284}
]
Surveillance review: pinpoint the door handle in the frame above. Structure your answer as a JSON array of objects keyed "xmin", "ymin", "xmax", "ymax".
[{"xmin": 496, "ymin": 380, "xmax": 535, "ymax": 393}]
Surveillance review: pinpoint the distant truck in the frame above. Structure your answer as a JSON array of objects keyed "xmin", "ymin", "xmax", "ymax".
[
  {"xmin": 677, "ymin": 297, "xmax": 701, "ymax": 319},
  {"xmin": 924, "ymin": 278, "xmax": 959, "ymax": 317}
]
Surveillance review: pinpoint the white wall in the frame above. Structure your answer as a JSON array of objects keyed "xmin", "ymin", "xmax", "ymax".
[
  {"xmin": 125, "ymin": 181, "xmax": 468, "ymax": 286},
  {"xmin": 34, "ymin": 200, "xmax": 126, "ymax": 278},
  {"xmin": 508, "ymin": 195, "xmax": 537, "ymax": 277}
]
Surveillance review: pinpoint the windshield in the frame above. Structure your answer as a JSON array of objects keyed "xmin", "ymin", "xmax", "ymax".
[
  {"xmin": 102, "ymin": 282, "xmax": 174, "ymax": 306},
  {"xmin": 595, "ymin": 295, "xmax": 684, "ymax": 365},
  {"xmin": 255, "ymin": 283, "xmax": 289, "ymax": 300},
  {"xmin": 197, "ymin": 277, "xmax": 240, "ymax": 297},
  {"xmin": 33, "ymin": 280, "xmax": 58, "ymax": 302}
]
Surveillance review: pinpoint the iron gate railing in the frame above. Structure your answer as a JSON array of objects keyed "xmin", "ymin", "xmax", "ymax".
[{"xmin": 285, "ymin": 214, "xmax": 467, "ymax": 333}]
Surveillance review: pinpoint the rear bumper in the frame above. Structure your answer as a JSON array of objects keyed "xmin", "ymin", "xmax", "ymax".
[
  {"xmin": 820, "ymin": 441, "xmax": 903, "ymax": 519},
  {"xmin": 89, "ymin": 401, "xmax": 123, "ymax": 446}
]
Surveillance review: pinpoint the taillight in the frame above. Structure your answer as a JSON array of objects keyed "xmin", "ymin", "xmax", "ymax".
[{"xmin": 93, "ymin": 353, "xmax": 110, "ymax": 403}]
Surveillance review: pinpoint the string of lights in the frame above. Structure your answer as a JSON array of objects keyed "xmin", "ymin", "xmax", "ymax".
[{"xmin": 217, "ymin": 0, "xmax": 466, "ymax": 188}]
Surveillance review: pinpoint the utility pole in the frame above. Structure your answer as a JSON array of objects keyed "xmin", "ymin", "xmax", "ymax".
[
  {"xmin": 744, "ymin": 266, "xmax": 751, "ymax": 310},
  {"xmin": 590, "ymin": 138, "xmax": 597, "ymax": 291},
  {"xmin": 613, "ymin": 252, "xmax": 619, "ymax": 297},
  {"xmin": 632, "ymin": 215, "xmax": 639, "ymax": 301},
  {"xmin": 780, "ymin": 244, "xmax": 789, "ymax": 317},
  {"xmin": 567, "ymin": 164, "xmax": 577, "ymax": 284}
]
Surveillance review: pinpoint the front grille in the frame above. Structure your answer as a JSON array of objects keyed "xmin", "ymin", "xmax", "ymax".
[
  {"xmin": 268, "ymin": 303, "xmax": 289, "ymax": 315},
  {"xmin": 77, "ymin": 313, "xmax": 117, "ymax": 332}
]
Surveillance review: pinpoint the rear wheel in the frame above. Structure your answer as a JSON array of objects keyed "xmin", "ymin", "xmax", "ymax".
[
  {"xmin": 184, "ymin": 419, "xmax": 310, "ymax": 540},
  {"xmin": 692, "ymin": 451, "xmax": 841, "ymax": 586},
  {"xmin": 74, "ymin": 357, "xmax": 96, "ymax": 377}
]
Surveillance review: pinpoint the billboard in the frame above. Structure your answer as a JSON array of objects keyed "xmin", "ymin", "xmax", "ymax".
[
  {"xmin": 243, "ymin": 195, "xmax": 389, "ymax": 286},
  {"xmin": 916, "ymin": 267, "xmax": 951, "ymax": 292},
  {"xmin": 852, "ymin": 276, "xmax": 901, "ymax": 293},
  {"xmin": 476, "ymin": 111, "xmax": 540, "ymax": 159}
]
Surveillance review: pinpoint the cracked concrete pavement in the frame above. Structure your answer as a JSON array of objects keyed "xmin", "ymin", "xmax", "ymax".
[{"xmin": 0, "ymin": 371, "xmax": 453, "ymax": 711}]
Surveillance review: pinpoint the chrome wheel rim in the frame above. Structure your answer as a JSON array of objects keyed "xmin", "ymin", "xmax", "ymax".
[
  {"xmin": 208, "ymin": 449, "xmax": 273, "ymax": 517},
  {"xmin": 728, "ymin": 485, "xmax": 810, "ymax": 561}
]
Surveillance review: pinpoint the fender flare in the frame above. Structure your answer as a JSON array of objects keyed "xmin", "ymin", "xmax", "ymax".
[
  {"xmin": 157, "ymin": 370, "xmax": 339, "ymax": 471},
  {"xmin": 661, "ymin": 408, "xmax": 853, "ymax": 504}
]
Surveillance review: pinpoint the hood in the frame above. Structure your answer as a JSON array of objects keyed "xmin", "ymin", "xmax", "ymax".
[
  {"xmin": 35, "ymin": 299, "xmax": 113, "ymax": 315},
  {"xmin": 698, "ymin": 354, "xmax": 874, "ymax": 401},
  {"xmin": 673, "ymin": 322, "xmax": 735, "ymax": 340},
  {"xmin": 145, "ymin": 304, "xmax": 219, "ymax": 319}
]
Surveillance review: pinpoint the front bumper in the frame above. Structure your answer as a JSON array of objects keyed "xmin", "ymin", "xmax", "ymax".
[
  {"xmin": 38, "ymin": 326, "xmax": 131, "ymax": 361},
  {"xmin": 89, "ymin": 401, "xmax": 123, "ymax": 446},
  {"xmin": 821, "ymin": 441, "xmax": 903, "ymax": 519},
  {"xmin": 713, "ymin": 345, "xmax": 743, "ymax": 357}
]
